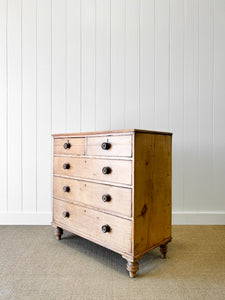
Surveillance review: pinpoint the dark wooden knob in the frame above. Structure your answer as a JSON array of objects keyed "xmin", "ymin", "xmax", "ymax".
[
  {"xmin": 101, "ymin": 142, "xmax": 111, "ymax": 150},
  {"xmin": 63, "ymin": 186, "xmax": 70, "ymax": 193},
  {"xmin": 101, "ymin": 224, "xmax": 110, "ymax": 233},
  {"xmin": 102, "ymin": 194, "xmax": 111, "ymax": 202},
  {"xmin": 102, "ymin": 166, "xmax": 111, "ymax": 174},
  {"xmin": 63, "ymin": 142, "xmax": 71, "ymax": 149},
  {"xmin": 62, "ymin": 211, "xmax": 70, "ymax": 218},
  {"xmin": 63, "ymin": 163, "xmax": 70, "ymax": 169}
]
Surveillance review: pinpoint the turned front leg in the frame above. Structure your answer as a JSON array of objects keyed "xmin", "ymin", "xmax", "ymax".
[
  {"xmin": 55, "ymin": 227, "xmax": 63, "ymax": 240},
  {"xmin": 160, "ymin": 243, "xmax": 168, "ymax": 258},
  {"xmin": 126, "ymin": 260, "xmax": 139, "ymax": 278}
]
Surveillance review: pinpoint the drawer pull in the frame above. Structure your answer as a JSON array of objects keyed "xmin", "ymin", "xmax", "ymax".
[
  {"xmin": 63, "ymin": 163, "xmax": 70, "ymax": 170},
  {"xmin": 101, "ymin": 224, "xmax": 110, "ymax": 233},
  {"xmin": 101, "ymin": 142, "xmax": 111, "ymax": 150},
  {"xmin": 102, "ymin": 166, "xmax": 111, "ymax": 175},
  {"xmin": 63, "ymin": 186, "xmax": 70, "ymax": 193},
  {"xmin": 62, "ymin": 211, "xmax": 70, "ymax": 218},
  {"xmin": 63, "ymin": 142, "xmax": 71, "ymax": 149},
  {"xmin": 102, "ymin": 194, "xmax": 111, "ymax": 202}
]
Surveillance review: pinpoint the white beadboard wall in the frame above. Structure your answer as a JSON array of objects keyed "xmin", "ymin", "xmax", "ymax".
[{"xmin": 0, "ymin": 0, "xmax": 225, "ymax": 225}]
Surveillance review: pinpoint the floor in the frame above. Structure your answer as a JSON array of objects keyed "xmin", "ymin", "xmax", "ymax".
[{"xmin": 0, "ymin": 225, "xmax": 225, "ymax": 300}]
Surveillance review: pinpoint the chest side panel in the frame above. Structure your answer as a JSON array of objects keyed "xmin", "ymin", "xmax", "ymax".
[{"xmin": 133, "ymin": 132, "xmax": 172, "ymax": 256}]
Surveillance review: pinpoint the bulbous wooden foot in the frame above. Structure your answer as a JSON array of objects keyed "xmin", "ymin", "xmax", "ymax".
[
  {"xmin": 126, "ymin": 260, "xmax": 139, "ymax": 278},
  {"xmin": 160, "ymin": 243, "xmax": 168, "ymax": 258},
  {"xmin": 55, "ymin": 227, "xmax": 63, "ymax": 240}
]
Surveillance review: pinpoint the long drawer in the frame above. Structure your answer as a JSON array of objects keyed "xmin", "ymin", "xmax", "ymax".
[
  {"xmin": 53, "ymin": 156, "xmax": 132, "ymax": 185},
  {"xmin": 53, "ymin": 176, "xmax": 132, "ymax": 217},
  {"xmin": 53, "ymin": 198, "xmax": 132, "ymax": 253}
]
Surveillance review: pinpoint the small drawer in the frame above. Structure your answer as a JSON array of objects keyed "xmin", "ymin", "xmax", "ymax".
[
  {"xmin": 53, "ymin": 176, "xmax": 132, "ymax": 217},
  {"xmin": 53, "ymin": 199, "xmax": 132, "ymax": 253},
  {"xmin": 86, "ymin": 135, "xmax": 132, "ymax": 157},
  {"xmin": 53, "ymin": 156, "xmax": 132, "ymax": 185},
  {"xmin": 54, "ymin": 138, "xmax": 85, "ymax": 155}
]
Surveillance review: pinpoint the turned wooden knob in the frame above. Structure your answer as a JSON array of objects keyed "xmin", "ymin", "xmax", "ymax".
[
  {"xmin": 102, "ymin": 194, "xmax": 111, "ymax": 202},
  {"xmin": 62, "ymin": 211, "xmax": 70, "ymax": 218},
  {"xmin": 101, "ymin": 142, "xmax": 111, "ymax": 150},
  {"xmin": 63, "ymin": 142, "xmax": 71, "ymax": 149},
  {"xmin": 63, "ymin": 163, "xmax": 70, "ymax": 169},
  {"xmin": 63, "ymin": 186, "xmax": 70, "ymax": 192},
  {"xmin": 102, "ymin": 224, "xmax": 110, "ymax": 233},
  {"xmin": 102, "ymin": 166, "xmax": 111, "ymax": 174}
]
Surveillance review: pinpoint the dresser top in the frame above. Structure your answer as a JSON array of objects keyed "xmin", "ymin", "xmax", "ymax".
[{"xmin": 52, "ymin": 129, "xmax": 172, "ymax": 138}]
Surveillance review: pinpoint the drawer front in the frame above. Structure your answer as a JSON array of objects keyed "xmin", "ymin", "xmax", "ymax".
[
  {"xmin": 53, "ymin": 156, "xmax": 132, "ymax": 185},
  {"xmin": 86, "ymin": 135, "xmax": 132, "ymax": 157},
  {"xmin": 53, "ymin": 199, "xmax": 131, "ymax": 253},
  {"xmin": 53, "ymin": 176, "xmax": 132, "ymax": 217},
  {"xmin": 54, "ymin": 138, "xmax": 85, "ymax": 155}
]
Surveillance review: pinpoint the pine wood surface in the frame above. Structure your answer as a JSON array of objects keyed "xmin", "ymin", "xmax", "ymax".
[
  {"xmin": 52, "ymin": 129, "xmax": 172, "ymax": 277},
  {"xmin": 53, "ymin": 176, "xmax": 132, "ymax": 217},
  {"xmin": 52, "ymin": 128, "xmax": 172, "ymax": 138},
  {"xmin": 53, "ymin": 156, "xmax": 132, "ymax": 185},
  {"xmin": 54, "ymin": 137, "xmax": 85, "ymax": 155},
  {"xmin": 86, "ymin": 135, "xmax": 132, "ymax": 157},
  {"xmin": 53, "ymin": 198, "xmax": 132, "ymax": 253},
  {"xmin": 133, "ymin": 133, "xmax": 172, "ymax": 256}
]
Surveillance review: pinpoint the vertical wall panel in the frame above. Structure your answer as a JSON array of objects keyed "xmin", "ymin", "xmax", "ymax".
[
  {"xmin": 198, "ymin": 0, "xmax": 214, "ymax": 210},
  {"xmin": 183, "ymin": 0, "xmax": 199, "ymax": 211},
  {"xmin": 170, "ymin": 0, "xmax": 184, "ymax": 211},
  {"xmin": 22, "ymin": 0, "xmax": 37, "ymax": 212},
  {"xmin": 214, "ymin": 0, "xmax": 225, "ymax": 211},
  {"xmin": 0, "ymin": 0, "xmax": 7, "ymax": 211},
  {"xmin": 81, "ymin": 0, "xmax": 96, "ymax": 132},
  {"xmin": 139, "ymin": 0, "xmax": 155, "ymax": 129},
  {"xmin": 111, "ymin": 0, "xmax": 125, "ymax": 130},
  {"xmin": 125, "ymin": 0, "xmax": 140, "ymax": 129},
  {"xmin": 0, "ymin": 0, "xmax": 225, "ymax": 223},
  {"xmin": 7, "ymin": 0, "xmax": 22, "ymax": 212},
  {"xmin": 154, "ymin": 0, "xmax": 170, "ymax": 131},
  {"xmin": 95, "ymin": 0, "xmax": 111, "ymax": 131},
  {"xmin": 52, "ymin": 0, "xmax": 66, "ymax": 133},
  {"xmin": 36, "ymin": 0, "xmax": 52, "ymax": 212},
  {"xmin": 66, "ymin": 0, "xmax": 81, "ymax": 133}
]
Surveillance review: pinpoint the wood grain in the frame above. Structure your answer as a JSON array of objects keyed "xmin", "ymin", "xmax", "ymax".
[
  {"xmin": 54, "ymin": 138, "xmax": 85, "ymax": 155},
  {"xmin": 53, "ymin": 156, "xmax": 132, "ymax": 185},
  {"xmin": 53, "ymin": 176, "xmax": 132, "ymax": 217},
  {"xmin": 52, "ymin": 129, "xmax": 172, "ymax": 138},
  {"xmin": 52, "ymin": 129, "xmax": 172, "ymax": 276},
  {"xmin": 53, "ymin": 198, "xmax": 132, "ymax": 253},
  {"xmin": 133, "ymin": 132, "xmax": 172, "ymax": 256},
  {"xmin": 86, "ymin": 135, "xmax": 132, "ymax": 157}
]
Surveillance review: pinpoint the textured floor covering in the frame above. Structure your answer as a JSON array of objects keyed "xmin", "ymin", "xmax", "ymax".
[{"xmin": 0, "ymin": 225, "xmax": 225, "ymax": 300}]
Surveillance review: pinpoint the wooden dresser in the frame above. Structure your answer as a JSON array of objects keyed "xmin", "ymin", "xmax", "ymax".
[{"xmin": 52, "ymin": 129, "xmax": 172, "ymax": 277}]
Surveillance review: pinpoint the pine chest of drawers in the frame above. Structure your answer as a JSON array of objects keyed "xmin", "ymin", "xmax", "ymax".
[{"xmin": 52, "ymin": 129, "xmax": 172, "ymax": 277}]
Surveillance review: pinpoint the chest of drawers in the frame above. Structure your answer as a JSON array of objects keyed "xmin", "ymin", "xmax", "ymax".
[{"xmin": 52, "ymin": 129, "xmax": 172, "ymax": 277}]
